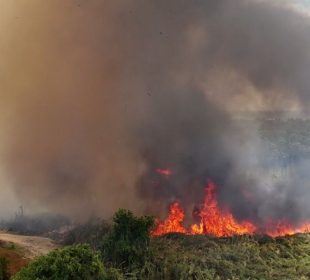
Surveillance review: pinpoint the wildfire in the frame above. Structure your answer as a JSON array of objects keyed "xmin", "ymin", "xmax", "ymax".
[
  {"xmin": 152, "ymin": 180, "xmax": 310, "ymax": 237},
  {"xmin": 151, "ymin": 202, "xmax": 186, "ymax": 236},
  {"xmin": 189, "ymin": 181, "xmax": 256, "ymax": 236},
  {"xmin": 264, "ymin": 220, "xmax": 310, "ymax": 237}
]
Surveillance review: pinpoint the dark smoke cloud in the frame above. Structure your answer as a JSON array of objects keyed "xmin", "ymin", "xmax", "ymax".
[{"xmin": 1, "ymin": 0, "xmax": 310, "ymax": 223}]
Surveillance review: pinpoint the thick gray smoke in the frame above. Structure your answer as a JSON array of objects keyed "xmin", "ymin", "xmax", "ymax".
[{"xmin": 1, "ymin": 0, "xmax": 310, "ymax": 224}]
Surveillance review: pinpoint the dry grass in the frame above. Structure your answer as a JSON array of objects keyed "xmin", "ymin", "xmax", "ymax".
[{"xmin": 138, "ymin": 233, "xmax": 310, "ymax": 280}]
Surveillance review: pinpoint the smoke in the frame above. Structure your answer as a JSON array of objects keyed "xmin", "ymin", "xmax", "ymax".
[{"xmin": 1, "ymin": 0, "xmax": 310, "ymax": 223}]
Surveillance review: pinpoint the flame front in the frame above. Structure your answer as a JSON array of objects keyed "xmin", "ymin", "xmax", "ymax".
[
  {"xmin": 152, "ymin": 180, "xmax": 310, "ymax": 237},
  {"xmin": 151, "ymin": 202, "xmax": 187, "ymax": 236},
  {"xmin": 189, "ymin": 181, "xmax": 256, "ymax": 236},
  {"xmin": 264, "ymin": 220, "xmax": 310, "ymax": 237}
]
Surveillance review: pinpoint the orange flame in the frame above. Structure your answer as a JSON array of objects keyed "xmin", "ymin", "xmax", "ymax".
[
  {"xmin": 264, "ymin": 220, "xmax": 310, "ymax": 237},
  {"xmin": 151, "ymin": 202, "xmax": 186, "ymax": 236},
  {"xmin": 189, "ymin": 181, "xmax": 256, "ymax": 236},
  {"xmin": 152, "ymin": 180, "xmax": 310, "ymax": 237}
]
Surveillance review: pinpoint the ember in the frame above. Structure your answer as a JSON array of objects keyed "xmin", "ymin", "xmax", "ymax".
[{"xmin": 156, "ymin": 168, "xmax": 173, "ymax": 177}]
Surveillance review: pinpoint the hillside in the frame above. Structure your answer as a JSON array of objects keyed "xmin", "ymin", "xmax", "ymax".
[
  {"xmin": 148, "ymin": 234, "xmax": 310, "ymax": 280},
  {"xmin": 0, "ymin": 232, "xmax": 57, "ymax": 279},
  {"xmin": 61, "ymin": 213, "xmax": 310, "ymax": 280},
  {"xmin": 0, "ymin": 232, "xmax": 57, "ymax": 259},
  {"xmin": 2, "ymin": 211, "xmax": 310, "ymax": 279},
  {"xmin": 3, "ymin": 233, "xmax": 310, "ymax": 279},
  {"xmin": 0, "ymin": 240, "xmax": 28, "ymax": 277}
]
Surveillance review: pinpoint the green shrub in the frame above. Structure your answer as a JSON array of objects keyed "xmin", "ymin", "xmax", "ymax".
[
  {"xmin": 13, "ymin": 245, "xmax": 107, "ymax": 280},
  {"xmin": 140, "ymin": 234, "xmax": 310, "ymax": 280},
  {"xmin": 100, "ymin": 209, "xmax": 154, "ymax": 269},
  {"xmin": 105, "ymin": 267, "xmax": 125, "ymax": 280},
  {"xmin": 0, "ymin": 257, "xmax": 9, "ymax": 280}
]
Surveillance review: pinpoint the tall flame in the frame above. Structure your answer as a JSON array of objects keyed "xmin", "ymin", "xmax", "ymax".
[
  {"xmin": 189, "ymin": 181, "xmax": 256, "ymax": 236},
  {"xmin": 152, "ymin": 180, "xmax": 310, "ymax": 237},
  {"xmin": 152, "ymin": 202, "xmax": 186, "ymax": 236}
]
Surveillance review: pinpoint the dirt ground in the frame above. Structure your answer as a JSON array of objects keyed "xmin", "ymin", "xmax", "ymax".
[
  {"xmin": 0, "ymin": 231, "xmax": 57, "ymax": 258},
  {"xmin": 0, "ymin": 243, "xmax": 29, "ymax": 276}
]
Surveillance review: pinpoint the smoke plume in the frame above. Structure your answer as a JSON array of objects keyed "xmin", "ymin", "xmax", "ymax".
[{"xmin": 1, "ymin": 0, "xmax": 310, "ymax": 224}]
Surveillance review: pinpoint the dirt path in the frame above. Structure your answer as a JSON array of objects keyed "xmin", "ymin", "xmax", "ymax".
[{"xmin": 0, "ymin": 231, "xmax": 58, "ymax": 258}]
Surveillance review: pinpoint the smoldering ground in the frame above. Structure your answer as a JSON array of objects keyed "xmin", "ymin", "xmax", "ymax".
[{"xmin": 0, "ymin": 0, "xmax": 310, "ymax": 224}]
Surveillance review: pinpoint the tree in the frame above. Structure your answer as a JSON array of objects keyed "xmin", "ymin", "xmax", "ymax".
[{"xmin": 100, "ymin": 209, "xmax": 154, "ymax": 269}]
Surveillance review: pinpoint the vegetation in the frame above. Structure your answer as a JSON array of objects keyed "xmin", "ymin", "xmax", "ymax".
[
  {"xmin": 100, "ymin": 209, "xmax": 154, "ymax": 270},
  {"xmin": 63, "ymin": 219, "xmax": 110, "ymax": 249},
  {"xmin": 6, "ymin": 208, "xmax": 310, "ymax": 279},
  {"xmin": 62, "ymin": 210, "xmax": 310, "ymax": 279},
  {"xmin": 140, "ymin": 233, "xmax": 310, "ymax": 280},
  {"xmin": 13, "ymin": 245, "xmax": 107, "ymax": 280},
  {"xmin": 0, "ymin": 241, "xmax": 28, "ymax": 278},
  {"xmin": 0, "ymin": 257, "xmax": 9, "ymax": 280}
]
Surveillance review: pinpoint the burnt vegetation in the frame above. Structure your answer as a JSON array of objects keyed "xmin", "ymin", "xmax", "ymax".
[
  {"xmin": 62, "ymin": 218, "xmax": 111, "ymax": 249},
  {"xmin": 0, "ymin": 207, "xmax": 70, "ymax": 237}
]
